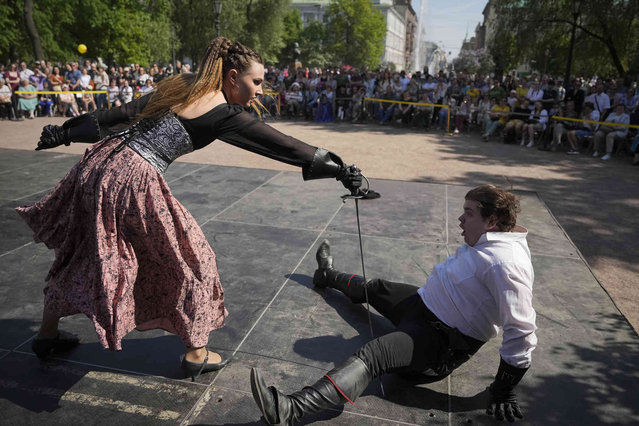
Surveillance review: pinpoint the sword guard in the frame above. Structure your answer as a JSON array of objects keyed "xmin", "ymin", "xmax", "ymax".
[{"xmin": 341, "ymin": 174, "xmax": 380, "ymax": 202}]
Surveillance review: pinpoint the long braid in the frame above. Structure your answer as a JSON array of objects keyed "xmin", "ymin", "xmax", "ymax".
[{"xmin": 138, "ymin": 37, "xmax": 262, "ymax": 119}]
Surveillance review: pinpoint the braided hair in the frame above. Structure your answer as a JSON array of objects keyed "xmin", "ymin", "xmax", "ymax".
[{"xmin": 138, "ymin": 37, "xmax": 263, "ymax": 119}]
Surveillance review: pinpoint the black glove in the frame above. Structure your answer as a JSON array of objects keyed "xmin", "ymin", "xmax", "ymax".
[
  {"xmin": 36, "ymin": 125, "xmax": 69, "ymax": 150},
  {"xmin": 486, "ymin": 358, "xmax": 528, "ymax": 422},
  {"xmin": 337, "ymin": 164, "xmax": 363, "ymax": 194}
]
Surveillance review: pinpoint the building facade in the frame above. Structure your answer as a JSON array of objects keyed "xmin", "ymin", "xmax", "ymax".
[{"xmin": 290, "ymin": 0, "xmax": 417, "ymax": 71}]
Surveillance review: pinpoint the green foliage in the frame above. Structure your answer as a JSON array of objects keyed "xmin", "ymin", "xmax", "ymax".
[
  {"xmin": 299, "ymin": 20, "xmax": 332, "ymax": 69},
  {"xmin": 1, "ymin": 0, "xmax": 174, "ymax": 65},
  {"xmin": 453, "ymin": 48, "xmax": 494, "ymax": 75},
  {"xmin": 492, "ymin": 0, "xmax": 639, "ymax": 77},
  {"xmin": 324, "ymin": 0, "xmax": 386, "ymax": 69},
  {"xmin": 279, "ymin": 8, "xmax": 303, "ymax": 67}
]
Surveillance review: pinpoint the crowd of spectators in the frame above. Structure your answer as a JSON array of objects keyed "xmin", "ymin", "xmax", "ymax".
[
  {"xmin": 260, "ymin": 66, "xmax": 639, "ymax": 164},
  {"xmin": 0, "ymin": 58, "xmax": 191, "ymax": 121},
  {"xmin": 3, "ymin": 57, "xmax": 638, "ymax": 164}
]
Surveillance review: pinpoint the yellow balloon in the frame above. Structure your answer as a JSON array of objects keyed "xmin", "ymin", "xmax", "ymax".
[{"xmin": 77, "ymin": 44, "xmax": 87, "ymax": 54}]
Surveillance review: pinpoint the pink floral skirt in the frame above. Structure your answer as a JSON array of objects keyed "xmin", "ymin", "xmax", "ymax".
[{"xmin": 16, "ymin": 138, "xmax": 227, "ymax": 350}]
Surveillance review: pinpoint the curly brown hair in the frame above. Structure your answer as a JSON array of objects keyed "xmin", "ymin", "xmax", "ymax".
[
  {"xmin": 139, "ymin": 37, "xmax": 262, "ymax": 119},
  {"xmin": 465, "ymin": 185, "xmax": 520, "ymax": 231}
]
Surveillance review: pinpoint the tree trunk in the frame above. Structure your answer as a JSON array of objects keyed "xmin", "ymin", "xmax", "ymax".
[{"xmin": 23, "ymin": 0, "xmax": 44, "ymax": 61}]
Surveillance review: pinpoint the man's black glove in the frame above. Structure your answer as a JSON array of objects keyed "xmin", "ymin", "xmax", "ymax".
[
  {"xmin": 486, "ymin": 358, "xmax": 528, "ymax": 422},
  {"xmin": 337, "ymin": 164, "xmax": 363, "ymax": 194},
  {"xmin": 36, "ymin": 125, "xmax": 68, "ymax": 150}
]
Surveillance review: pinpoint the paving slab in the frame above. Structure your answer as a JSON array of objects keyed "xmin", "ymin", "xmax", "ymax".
[{"xmin": 0, "ymin": 148, "xmax": 638, "ymax": 425}]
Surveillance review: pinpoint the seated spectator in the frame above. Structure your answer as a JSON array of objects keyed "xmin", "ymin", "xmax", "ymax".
[
  {"xmin": 482, "ymin": 97, "xmax": 510, "ymax": 141},
  {"xmin": 407, "ymin": 74, "xmax": 421, "ymax": 101},
  {"xmin": 349, "ymin": 86, "xmax": 366, "ymax": 122},
  {"xmin": 285, "ymin": 82, "xmax": 304, "ymax": 118},
  {"xmin": 506, "ymin": 90, "xmax": 519, "ymax": 110},
  {"xmin": 436, "ymin": 94, "xmax": 456, "ymax": 130},
  {"xmin": 139, "ymin": 78, "xmax": 154, "ymax": 95},
  {"xmin": 304, "ymin": 83, "xmax": 319, "ymax": 120},
  {"xmin": 0, "ymin": 78, "xmax": 14, "ymax": 120},
  {"xmin": 38, "ymin": 92, "xmax": 54, "ymax": 117},
  {"xmin": 315, "ymin": 85, "xmax": 334, "ymax": 122},
  {"xmin": 631, "ymin": 134, "xmax": 639, "ymax": 165},
  {"xmin": 521, "ymin": 101, "xmax": 548, "ymax": 147},
  {"xmin": 16, "ymin": 78, "xmax": 38, "ymax": 119},
  {"xmin": 81, "ymin": 90, "xmax": 96, "ymax": 112},
  {"xmin": 396, "ymin": 90, "xmax": 415, "ymax": 126},
  {"xmin": 488, "ymin": 80, "xmax": 507, "ymax": 101},
  {"xmin": 454, "ymin": 95, "xmax": 471, "ymax": 134},
  {"xmin": 376, "ymin": 85, "xmax": 397, "ymax": 125},
  {"xmin": 108, "ymin": 79, "xmax": 121, "ymax": 107},
  {"xmin": 540, "ymin": 80, "xmax": 558, "ymax": 111},
  {"xmin": 58, "ymin": 84, "xmax": 79, "ymax": 117},
  {"xmin": 411, "ymin": 91, "xmax": 434, "ymax": 130},
  {"xmin": 566, "ymin": 102, "xmax": 599, "ymax": 155},
  {"xmin": 525, "ymin": 81, "xmax": 544, "ymax": 109},
  {"xmin": 503, "ymin": 99, "xmax": 530, "ymax": 144},
  {"xmin": 466, "ymin": 81, "xmax": 480, "ymax": 105},
  {"xmin": 548, "ymin": 100, "xmax": 578, "ymax": 151},
  {"xmin": 120, "ymin": 79, "xmax": 133, "ymax": 103},
  {"xmin": 592, "ymin": 102, "xmax": 630, "ymax": 160},
  {"xmin": 477, "ymin": 94, "xmax": 492, "ymax": 130}
]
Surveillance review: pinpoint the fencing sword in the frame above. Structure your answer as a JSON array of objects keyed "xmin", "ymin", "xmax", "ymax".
[{"xmin": 340, "ymin": 167, "xmax": 386, "ymax": 397}]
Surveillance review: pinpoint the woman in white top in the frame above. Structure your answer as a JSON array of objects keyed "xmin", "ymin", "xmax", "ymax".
[{"xmin": 521, "ymin": 101, "xmax": 548, "ymax": 147}]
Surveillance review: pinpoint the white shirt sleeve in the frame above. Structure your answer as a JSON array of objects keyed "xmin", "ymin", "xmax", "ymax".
[{"xmin": 484, "ymin": 262, "xmax": 537, "ymax": 368}]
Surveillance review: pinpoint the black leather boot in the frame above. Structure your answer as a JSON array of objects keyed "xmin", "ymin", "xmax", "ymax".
[
  {"xmin": 312, "ymin": 239, "xmax": 335, "ymax": 288},
  {"xmin": 251, "ymin": 356, "xmax": 372, "ymax": 425}
]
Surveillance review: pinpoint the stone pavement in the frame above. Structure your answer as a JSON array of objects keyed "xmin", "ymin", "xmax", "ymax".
[{"xmin": 0, "ymin": 118, "xmax": 638, "ymax": 424}]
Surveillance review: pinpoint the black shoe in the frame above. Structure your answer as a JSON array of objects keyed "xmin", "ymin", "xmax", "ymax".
[
  {"xmin": 32, "ymin": 330, "xmax": 80, "ymax": 359},
  {"xmin": 181, "ymin": 350, "xmax": 230, "ymax": 381},
  {"xmin": 251, "ymin": 368, "xmax": 287, "ymax": 425},
  {"xmin": 313, "ymin": 240, "xmax": 333, "ymax": 288}
]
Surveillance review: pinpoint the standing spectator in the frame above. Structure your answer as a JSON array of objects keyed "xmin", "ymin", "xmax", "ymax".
[
  {"xmin": 592, "ymin": 103, "xmax": 630, "ymax": 160},
  {"xmin": 350, "ymin": 86, "xmax": 366, "ymax": 122},
  {"xmin": 467, "ymin": 81, "xmax": 481, "ymax": 105},
  {"xmin": 5, "ymin": 63, "xmax": 21, "ymax": 91},
  {"xmin": 0, "ymin": 78, "xmax": 14, "ymax": 119},
  {"xmin": 65, "ymin": 62, "xmax": 82, "ymax": 92},
  {"xmin": 16, "ymin": 79, "xmax": 38, "ymax": 119},
  {"xmin": 390, "ymin": 73, "xmax": 403, "ymax": 97},
  {"xmin": 335, "ymin": 85, "xmax": 350, "ymax": 121},
  {"xmin": 482, "ymin": 97, "xmax": 510, "ymax": 141},
  {"xmin": 521, "ymin": 101, "xmax": 548, "ymax": 147},
  {"xmin": 79, "ymin": 67, "xmax": 93, "ymax": 90},
  {"xmin": 565, "ymin": 79, "xmax": 585, "ymax": 115},
  {"xmin": 137, "ymin": 67, "xmax": 150, "ymax": 86},
  {"xmin": 540, "ymin": 80, "xmax": 558, "ymax": 112},
  {"xmin": 93, "ymin": 67, "xmax": 110, "ymax": 109},
  {"xmin": 303, "ymin": 83, "xmax": 319, "ymax": 120},
  {"xmin": 566, "ymin": 102, "xmax": 599, "ymax": 155},
  {"xmin": 586, "ymin": 81, "xmax": 611, "ymax": 119}
]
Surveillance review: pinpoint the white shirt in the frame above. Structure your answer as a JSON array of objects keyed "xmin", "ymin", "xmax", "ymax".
[
  {"xmin": 586, "ymin": 92, "xmax": 610, "ymax": 115},
  {"xmin": 526, "ymin": 88, "xmax": 544, "ymax": 103},
  {"xmin": 417, "ymin": 227, "xmax": 537, "ymax": 368},
  {"xmin": 603, "ymin": 111, "xmax": 630, "ymax": 137}
]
